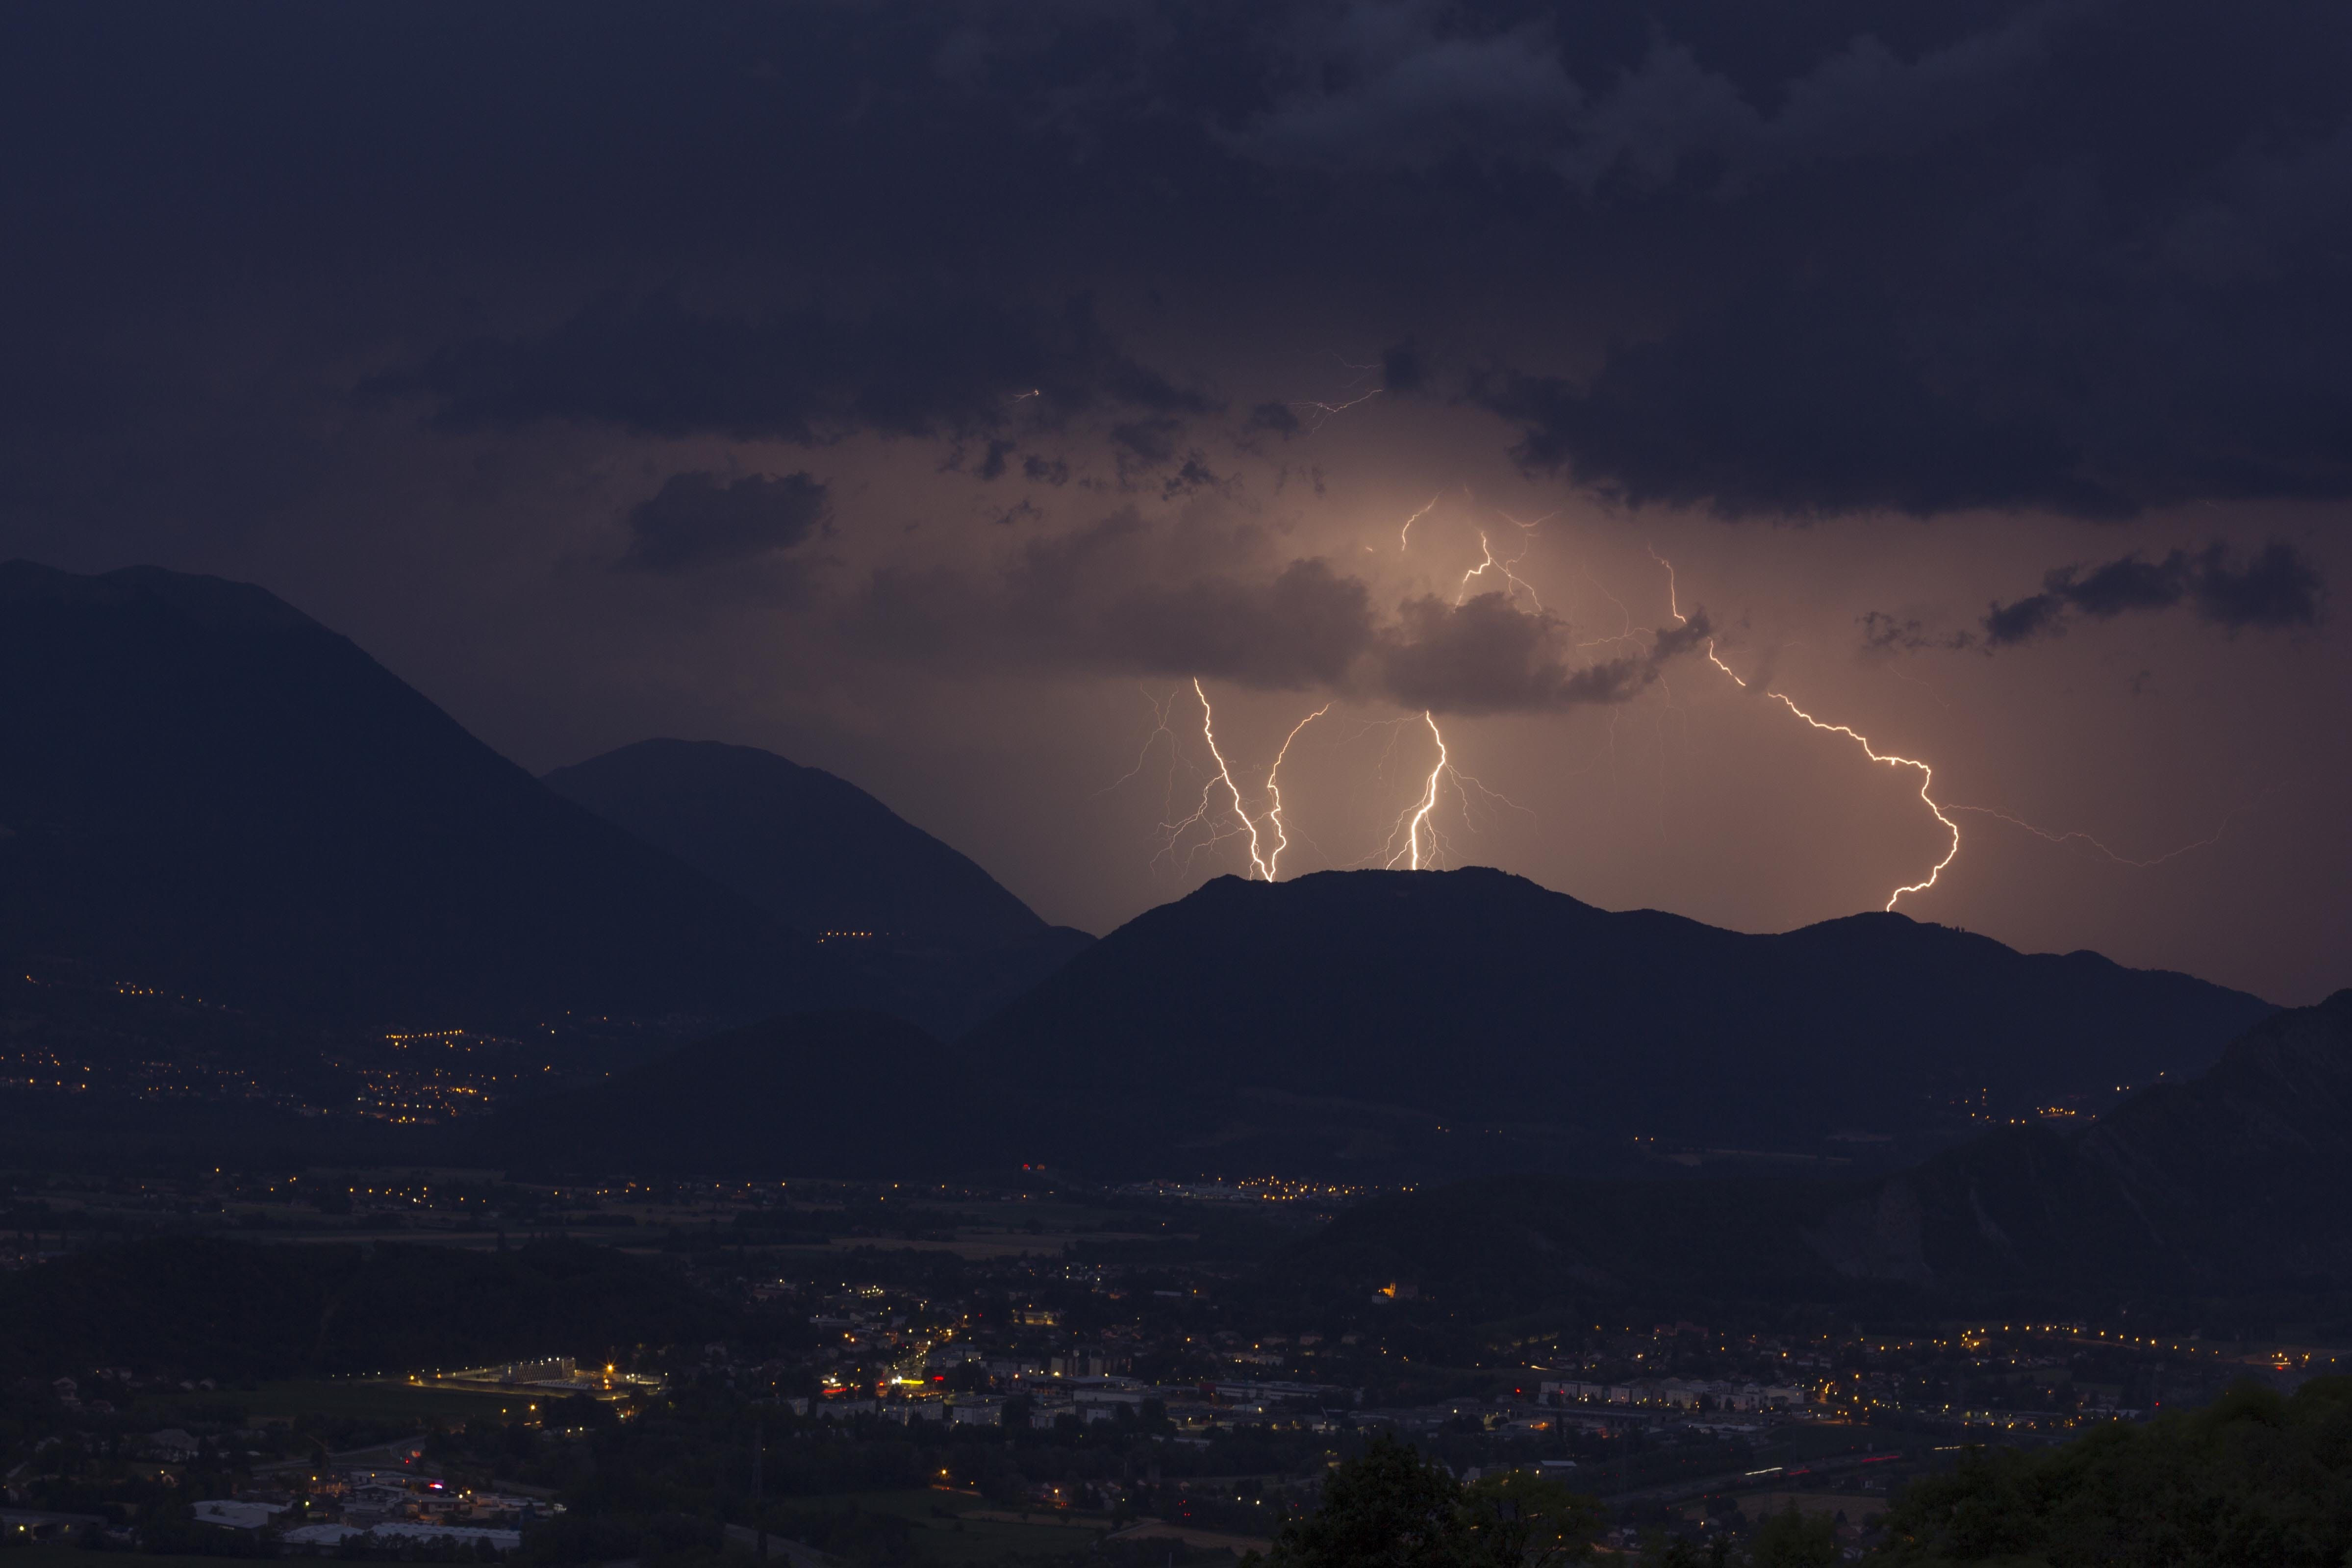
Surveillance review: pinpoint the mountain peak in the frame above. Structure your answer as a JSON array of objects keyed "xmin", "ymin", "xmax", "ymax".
[
  {"xmin": 965, "ymin": 864, "xmax": 2272, "ymax": 1179},
  {"xmin": 0, "ymin": 561, "xmax": 807, "ymax": 1024},
  {"xmin": 0, "ymin": 559, "xmax": 324, "ymax": 633}
]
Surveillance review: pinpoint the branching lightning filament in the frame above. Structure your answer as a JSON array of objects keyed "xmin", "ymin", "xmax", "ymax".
[
  {"xmin": 1943, "ymin": 804, "xmax": 2237, "ymax": 869},
  {"xmin": 1387, "ymin": 712, "xmax": 1450, "ymax": 870},
  {"xmin": 1365, "ymin": 711, "xmax": 1526, "ymax": 872},
  {"xmin": 1767, "ymin": 695, "xmax": 1960, "ymax": 910},
  {"xmin": 1654, "ymin": 550, "xmax": 1958, "ymax": 911},
  {"xmin": 1124, "ymin": 520, "xmax": 2224, "ymax": 910},
  {"xmin": 1158, "ymin": 680, "xmax": 1329, "ymax": 881},
  {"xmin": 1456, "ymin": 525, "xmax": 1544, "ymax": 610},
  {"xmin": 1397, "ymin": 495, "xmax": 1439, "ymax": 552},
  {"xmin": 1259, "ymin": 703, "xmax": 1330, "ymax": 880}
]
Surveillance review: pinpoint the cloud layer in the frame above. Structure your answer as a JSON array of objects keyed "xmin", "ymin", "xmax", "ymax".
[
  {"xmin": 8, "ymin": 1, "xmax": 2352, "ymax": 525},
  {"xmin": 619, "ymin": 472, "xmax": 829, "ymax": 574},
  {"xmin": 854, "ymin": 509, "xmax": 1705, "ymax": 714},
  {"xmin": 1983, "ymin": 541, "xmax": 2327, "ymax": 646}
]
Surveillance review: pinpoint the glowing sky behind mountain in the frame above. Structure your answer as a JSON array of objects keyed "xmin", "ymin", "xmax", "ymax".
[{"xmin": 1, "ymin": 3, "xmax": 2344, "ymax": 1000}]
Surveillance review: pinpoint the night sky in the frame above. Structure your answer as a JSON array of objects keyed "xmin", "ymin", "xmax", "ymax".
[{"xmin": 5, "ymin": 3, "xmax": 2346, "ymax": 1002}]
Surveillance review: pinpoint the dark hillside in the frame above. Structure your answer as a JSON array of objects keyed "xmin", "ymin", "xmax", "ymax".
[
  {"xmin": 0, "ymin": 1236, "xmax": 740, "ymax": 1380},
  {"xmin": 1289, "ymin": 1171, "xmax": 1868, "ymax": 1317},
  {"xmin": 1836, "ymin": 986, "xmax": 2352, "ymax": 1290},
  {"xmin": 963, "ymin": 868, "xmax": 2272, "ymax": 1177},
  {"xmin": 0, "ymin": 561, "xmax": 811, "ymax": 1028},
  {"xmin": 1291, "ymin": 990, "xmax": 2352, "ymax": 1312},
  {"xmin": 545, "ymin": 738, "xmax": 1056, "ymax": 949},
  {"xmin": 546, "ymin": 738, "xmax": 1093, "ymax": 1035},
  {"xmin": 492, "ymin": 1010, "xmax": 968, "ymax": 1178}
]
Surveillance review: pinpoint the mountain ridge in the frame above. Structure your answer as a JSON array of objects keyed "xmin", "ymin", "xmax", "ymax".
[
  {"xmin": 957, "ymin": 866, "xmax": 2271, "ymax": 1176},
  {"xmin": 543, "ymin": 736, "xmax": 1094, "ymax": 1035},
  {"xmin": 0, "ymin": 559, "xmax": 813, "ymax": 1028},
  {"xmin": 543, "ymin": 738, "xmax": 1062, "ymax": 949},
  {"xmin": 1289, "ymin": 988, "xmax": 2352, "ymax": 1311},
  {"xmin": 490, "ymin": 866, "xmax": 2275, "ymax": 1186}
]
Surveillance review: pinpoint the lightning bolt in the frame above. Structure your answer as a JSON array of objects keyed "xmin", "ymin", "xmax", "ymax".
[
  {"xmin": 1185, "ymin": 679, "xmax": 1269, "ymax": 878},
  {"xmin": 1261, "ymin": 702, "xmax": 1332, "ymax": 880},
  {"xmin": 1768, "ymin": 697, "xmax": 1960, "ymax": 910},
  {"xmin": 1654, "ymin": 550, "xmax": 1959, "ymax": 911},
  {"xmin": 1286, "ymin": 358, "xmax": 1388, "ymax": 432},
  {"xmin": 1364, "ymin": 711, "xmax": 1529, "ymax": 872},
  {"xmin": 1654, "ymin": 549, "xmax": 2246, "ymax": 908},
  {"xmin": 1289, "ymin": 388, "xmax": 1383, "ymax": 430},
  {"xmin": 1159, "ymin": 499, "xmax": 1545, "ymax": 878},
  {"xmin": 1397, "ymin": 495, "xmax": 1440, "ymax": 552},
  {"xmin": 1094, "ymin": 687, "xmax": 1185, "ymax": 798},
  {"xmin": 1158, "ymin": 680, "xmax": 1329, "ymax": 881},
  {"xmin": 1125, "ymin": 522, "xmax": 2229, "ymax": 910},
  {"xmin": 1455, "ymin": 526, "xmax": 1544, "ymax": 610},
  {"xmin": 1944, "ymin": 805, "xmax": 2233, "ymax": 868},
  {"xmin": 1387, "ymin": 712, "xmax": 1450, "ymax": 869}
]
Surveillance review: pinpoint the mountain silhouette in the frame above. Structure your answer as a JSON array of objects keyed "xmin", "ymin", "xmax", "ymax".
[
  {"xmin": 492, "ymin": 866, "xmax": 2274, "ymax": 1185},
  {"xmin": 959, "ymin": 867, "xmax": 2273, "ymax": 1176},
  {"xmin": 1817, "ymin": 985, "xmax": 2352, "ymax": 1289},
  {"xmin": 0, "ymin": 560, "xmax": 811, "ymax": 1027},
  {"xmin": 1293, "ymin": 988, "xmax": 2352, "ymax": 1309},
  {"xmin": 545, "ymin": 738, "xmax": 1093, "ymax": 1034},
  {"xmin": 545, "ymin": 738, "xmax": 1057, "ymax": 948}
]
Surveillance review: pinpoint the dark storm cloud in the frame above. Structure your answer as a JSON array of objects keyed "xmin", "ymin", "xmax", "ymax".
[
  {"xmin": 1379, "ymin": 344, "xmax": 1430, "ymax": 397},
  {"xmin": 855, "ymin": 521, "xmax": 1378, "ymax": 691},
  {"xmin": 856, "ymin": 510, "xmax": 1704, "ymax": 712},
  {"xmin": 2193, "ymin": 541, "xmax": 2328, "ymax": 630},
  {"xmin": 391, "ymin": 294, "xmax": 1210, "ymax": 446},
  {"xmin": 1243, "ymin": 403, "xmax": 1304, "ymax": 439},
  {"xmin": 1377, "ymin": 593, "xmax": 1702, "ymax": 713},
  {"xmin": 871, "ymin": 510, "xmax": 1378, "ymax": 690},
  {"xmin": 618, "ymin": 472, "xmax": 828, "ymax": 574},
  {"xmin": 1246, "ymin": 1, "xmax": 2352, "ymax": 518},
  {"xmin": 1983, "ymin": 541, "xmax": 2327, "ymax": 646},
  {"xmin": 1098, "ymin": 558, "xmax": 1380, "ymax": 689},
  {"xmin": 1980, "ymin": 595, "xmax": 2065, "ymax": 648},
  {"xmin": 11, "ymin": 1, "xmax": 2352, "ymax": 551},
  {"xmin": 1474, "ymin": 285, "xmax": 2134, "ymax": 520}
]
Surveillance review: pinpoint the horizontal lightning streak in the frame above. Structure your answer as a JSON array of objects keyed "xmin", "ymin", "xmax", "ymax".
[
  {"xmin": 1945, "ymin": 805, "xmax": 2229, "ymax": 869},
  {"xmin": 1287, "ymin": 361, "xmax": 1386, "ymax": 430}
]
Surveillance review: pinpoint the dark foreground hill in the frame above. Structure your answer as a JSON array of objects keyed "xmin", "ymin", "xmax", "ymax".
[
  {"xmin": 492, "ymin": 1010, "xmax": 967, "ymax": 1178},
  {"xmin": 1291, "ymin": 989, "xmax": 2352, "ymax": 1314},
  {"xmin": 1840, "ymin": 986, "xmax": 2352, "ymax": 1290},
  {"xmin": 0, "ymin": 561, "xmax": 810, "ymax": 1027},
  {"xmin": 545, "ymin": 738, "xmax": 1092, "ymax": 1035},
  {"xmin": 494, "ymin": 870, "xmax": 2275, "ymax": 1188},
  {"xmin": 961, "ymin": 868, "xmax": 2273, "ymax": 1178},
  {"xmin": 0, "ymin": 1236, "xmax": 740, "ymax": 1381}
]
